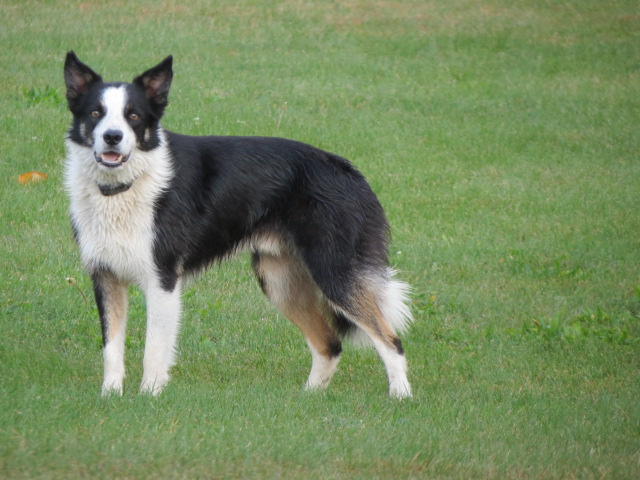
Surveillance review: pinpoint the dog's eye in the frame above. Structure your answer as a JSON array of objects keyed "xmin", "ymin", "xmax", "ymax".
[
  {"xmin": 90, "ymin": 110, "xmax": 100, "ymax": 118},
  {"xmin": 129, "ymin": 113, "xmax": 140, "ymax": 121}
]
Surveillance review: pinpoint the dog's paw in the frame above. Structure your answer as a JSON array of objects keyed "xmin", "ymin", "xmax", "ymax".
[
  {"xmin": 101, "ymin": 381, "xmax": 124, "ymax": 397},
  {"xmin": 140, "ymin": 375, "xmax": 169, "ymax": 396},
  {"xmin": 389, "ymin": 380, "xmax": 412, "ymax": 400}
]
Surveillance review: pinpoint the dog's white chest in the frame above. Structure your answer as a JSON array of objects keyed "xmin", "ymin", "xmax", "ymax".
[
  {"xmin": 71, "ymin": 186, "xmax": 157, "ymax": 285},
  {"xmin": 65, "ymin": 140, "xmax": 173, "ymax": 287}
]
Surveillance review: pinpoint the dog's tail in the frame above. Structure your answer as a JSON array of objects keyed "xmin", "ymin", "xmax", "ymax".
[{"xmin": 334, "ymin": 268, "xmax": 413, "ymax": 347}]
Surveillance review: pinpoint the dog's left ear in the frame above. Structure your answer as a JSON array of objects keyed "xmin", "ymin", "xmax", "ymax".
[{"xmin": 133, "ymin": 56, "xmax": 173, "ymax": 113}]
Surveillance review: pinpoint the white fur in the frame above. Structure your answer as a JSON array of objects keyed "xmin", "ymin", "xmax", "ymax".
[
  {"xmin": 102, "ymin": 326, "xmax": 126, "ymax": 395},
  {"xmin": 378, "ymin": 271, "xmax": 414, "ymax": 335},
  {"xmin": 304, "ymin": 340, "xmax": 341, "ymax": 390},
  {"xmin": 140, "ymin": 281, "xmax": 182, "ymax": 395},
  {"xmin": 371, "ymin": 338, "xmax": 412, "ymax": 399},
  {"xmin": 64, "ymin": 138, "xmax": 173, "ymax": 287},
  {"xmin": 93, "ymin": 87, "xmax": 137, "ymax": 159}
]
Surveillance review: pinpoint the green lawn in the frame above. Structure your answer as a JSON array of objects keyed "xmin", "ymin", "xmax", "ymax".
[{"xmin": 1, "ymin": 0, "xmax": 639, "ymax": 478}]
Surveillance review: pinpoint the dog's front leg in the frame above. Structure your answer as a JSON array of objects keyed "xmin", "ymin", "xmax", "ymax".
[
  {"xmin": 92, "ymin": 270, "xmax": 129, "ymax": 396},
  {"xmin": 140, "ymin": 280, "xmax": 182, "ymax": 395}
]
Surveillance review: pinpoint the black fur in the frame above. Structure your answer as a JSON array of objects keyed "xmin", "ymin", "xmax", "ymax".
[
  {"xmin": 154, "ymin": 133, "xmax": 390, "ymax": 305},
  {"xmin": 91, "ymin": 271, "xmax": 109, "ymax": 347}
]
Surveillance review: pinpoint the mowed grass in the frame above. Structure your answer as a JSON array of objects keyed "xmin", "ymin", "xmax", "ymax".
[{"xmin": 1, "ymin": 0, "xmax": 639, "ymax": 478}]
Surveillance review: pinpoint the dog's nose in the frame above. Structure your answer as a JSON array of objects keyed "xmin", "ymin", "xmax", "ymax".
[{"xmin": 103, "ymin": 129, "xmax": 123, "ymax": 146}]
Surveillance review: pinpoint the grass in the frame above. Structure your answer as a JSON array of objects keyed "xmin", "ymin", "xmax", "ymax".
[{"xmin": 1, "ymin": 0, "xmax": 639, "ymax": 478}]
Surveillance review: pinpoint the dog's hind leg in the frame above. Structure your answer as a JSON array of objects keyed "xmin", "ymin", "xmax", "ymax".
[
  {"xmin": 140, "ymin": 280, "xmax": 182, "ymax": 396},
  {"xmin": 333, "ymin": 275, "xmax": 413, "ymax": 399},
  {"xmin": 252, "ymin": 253, "xmax": 342, "ymax": 390},
  {"xmin": 92, "ymin": 270, "xmax": 129, "ymax": 396}
]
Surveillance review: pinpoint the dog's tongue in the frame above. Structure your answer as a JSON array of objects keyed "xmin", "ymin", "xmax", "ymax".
[{"xmin": 102, "ymin": 153, "xmax": 121, "ymax": 163}]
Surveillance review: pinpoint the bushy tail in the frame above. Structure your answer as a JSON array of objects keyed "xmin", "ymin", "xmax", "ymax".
[
  {"xmin": 378, "ymin": 270, "xmax": 413, "ymax": 335},
  {"xmin": 338, "ymin": 269, "xmax": 413, "ymax": 347}
]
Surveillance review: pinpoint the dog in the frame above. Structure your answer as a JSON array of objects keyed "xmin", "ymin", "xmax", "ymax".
[{"xmin": 63, "ymin": 51, "xmax": 413, "ymax": 398}]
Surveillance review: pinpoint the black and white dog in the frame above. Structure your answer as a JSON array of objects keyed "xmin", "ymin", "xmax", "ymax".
[{"xmin": 63, "ymin": 52, "xmax": 413, "ymax": 398}]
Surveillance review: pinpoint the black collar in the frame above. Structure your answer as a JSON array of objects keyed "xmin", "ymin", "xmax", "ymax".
[{"xmin": 97, "ymin": 182, "xmax": 133, "ymax": 196}]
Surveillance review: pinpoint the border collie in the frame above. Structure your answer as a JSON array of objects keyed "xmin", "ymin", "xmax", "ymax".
[{"xmin": 63, "ymin": 52, "xmax": 413, "ymax": 398}]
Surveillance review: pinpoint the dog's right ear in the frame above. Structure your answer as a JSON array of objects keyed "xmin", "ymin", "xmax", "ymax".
[{"xmin": 64, "ymin": 51, "xmax": 102, "ymax": 104}]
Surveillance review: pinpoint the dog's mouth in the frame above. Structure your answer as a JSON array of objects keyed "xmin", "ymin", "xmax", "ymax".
[{"xmin": 94, "ymin": 151, "xmax": 130, "ymax": 168}]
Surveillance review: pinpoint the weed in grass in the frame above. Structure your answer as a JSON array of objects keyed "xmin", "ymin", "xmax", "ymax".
[
  {"xmin": 21, "ymin": 86, "xmax": 64, "ymax": 107},
  {"xmin": 524, "ymin": 308, "xmax": 638, "ymax": 345}
]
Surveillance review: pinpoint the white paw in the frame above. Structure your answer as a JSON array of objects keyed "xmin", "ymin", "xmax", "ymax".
[
  {"xmin": 101, "ymin": 379, "xmax": 124, "ymax": 397},
  {"xmin": 389, "ymin": 380, "xmax": 412, "ymax": 399},
  {"xmin": 304, "ymin": 378, "xmax": 331, "ymax": 391},
  {"xmin": 140, "ymin": 375, "xmax": 169, "ymax": 396}
]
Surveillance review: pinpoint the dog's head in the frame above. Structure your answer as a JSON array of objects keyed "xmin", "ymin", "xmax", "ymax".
[{"xmin": 64, "ymin": 51, "xmax": 172, "ymax": 171}]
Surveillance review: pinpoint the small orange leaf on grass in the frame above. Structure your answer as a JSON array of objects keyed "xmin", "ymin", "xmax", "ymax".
[{"xmin": 18, "ymin": 171, "xmax": 48, "ymax": 185}]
